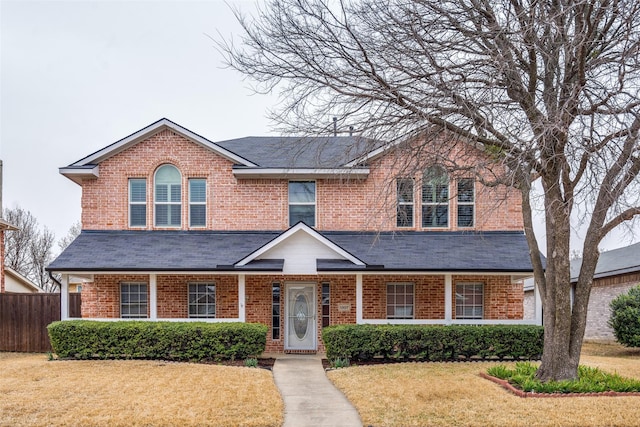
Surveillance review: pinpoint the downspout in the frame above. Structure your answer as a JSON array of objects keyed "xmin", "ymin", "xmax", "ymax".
[{"xmin": 49, "ymin": 270, "xmax": 62, "ymax": 291}]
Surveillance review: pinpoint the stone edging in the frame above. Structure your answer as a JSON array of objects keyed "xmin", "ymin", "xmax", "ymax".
[{"xmin": 479, "ymin": 372, "xmax": 640, "ymax": 398}]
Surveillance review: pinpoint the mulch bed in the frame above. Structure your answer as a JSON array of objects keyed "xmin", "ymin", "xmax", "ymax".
[
  {"xmin": 200, "ymin": 358, "xmax": 276, "ymax": 370},
  {"xmin": 479, "ymin": 372, "xmax": 640, "ymax": 398}
]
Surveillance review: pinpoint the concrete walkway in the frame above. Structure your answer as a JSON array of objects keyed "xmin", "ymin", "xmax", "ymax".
[{"xmin": 272, "ymin": 355, "xmax": 363, "ymax": 427}]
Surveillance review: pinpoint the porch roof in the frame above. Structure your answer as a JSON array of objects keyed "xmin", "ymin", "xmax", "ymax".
[{"xmin": 47, "ymin": 229, "xmax": 534, "ymax": 273}]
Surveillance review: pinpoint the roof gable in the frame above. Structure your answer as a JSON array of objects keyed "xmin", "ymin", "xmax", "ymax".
[{"xmin": 235, "ymin": 222, "xmax": 365, "ymax": 274}]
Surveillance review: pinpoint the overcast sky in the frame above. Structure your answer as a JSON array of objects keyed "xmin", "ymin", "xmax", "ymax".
[{"xmin": 1, "ymin": 0, "xmax": 637, "ymax": 256}]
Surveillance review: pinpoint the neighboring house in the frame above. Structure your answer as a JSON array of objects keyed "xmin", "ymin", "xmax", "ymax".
[
  {"xmin": 4, "ymin": 266, "xmax": 42, "ymax": 293},
  {"xmin": 523, "ymin": 242, "xmax": 640, "ymax": 341},
  {"xmin": 48, "ymin": 118, "xmax": 539, "ymax": 353},
  {"xmin": 0, "ymin": 218, "xmax": 18, "ymax": 293}
]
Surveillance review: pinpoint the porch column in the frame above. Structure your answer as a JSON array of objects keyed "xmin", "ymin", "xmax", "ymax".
[
  {"xmin": 238, "ymin": 274, "xmax": 246, "ymax": 322},
  {"xmin": 534, "ymin": 280, "xmax": 543, "ymax": 326},
  {"xmin": 60, "ymin": 274, "xmax": 69, "ymax": 320},
  {"xmin": 444, "ymin": 274, "xmax": 452, "ymax": 324},
  {"xmin": 149, "ymin": 274, "xmax": 157, "ymax": 320},
  {"xmin": 356, "ymin": 274, "xmax": 363, "ymax": 324}
]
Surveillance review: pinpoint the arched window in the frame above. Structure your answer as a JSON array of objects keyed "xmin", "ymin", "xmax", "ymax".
[
  {"xmin": 155, "ymin": 164, "xmax": 181, "ymax": 227},
  {"xmin": 422, "ymin": 166, "xmax": 449, "ymax": 228}
]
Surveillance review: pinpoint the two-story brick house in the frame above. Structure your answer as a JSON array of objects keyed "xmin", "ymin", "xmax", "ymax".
[{"xmin": 48, "ymin": 118, "xmax": 539, "ymax": 353}]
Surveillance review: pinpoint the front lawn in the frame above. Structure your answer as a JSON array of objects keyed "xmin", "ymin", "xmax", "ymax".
[
  {"xmin": 0, "ymin": 352, "xmax": 283, "ymax": 427},
  {"xmin": 327, "ymin": 341, "xmax": 640, "ymax": 427}
]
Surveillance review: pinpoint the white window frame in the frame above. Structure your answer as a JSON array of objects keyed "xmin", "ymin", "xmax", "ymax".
[
  {"xmin": 396, "ymin": 178, "xmax": 414, "ymax": 228},
  {"xmin": 188, "ymin": 283, "xmax": 216, "ymax": 319},
  {"xmin": 288, "ymin": 181, "xmax": 316, "ymax": 227},
  {"xmin": 457, "ymin": 178, "xmax": 475, "ymax": 228},
  {"xmin": 120, "ymin": 282, "xmax": 148, "ymax": 319},
  {"xmin": 386, "ymin": 282, "xmax": 415, "ymax": 319},
  {"xmin": 154, "ymin": 164, "xmax": 182, "ymax": 228},
  {"xmin": 422, "ymin": 167, "xmax": 449, "ymax": 228},
  {"xmin": 188, "ymin": 178, "xmax": 207, "ymax": 228},
  {"xmin": 455, "ymin": 282, "xmax": 484, "ymax": 319},
  {"xmin": 129, "ymin": 178, "xmax": 147, "ymax": 228}
]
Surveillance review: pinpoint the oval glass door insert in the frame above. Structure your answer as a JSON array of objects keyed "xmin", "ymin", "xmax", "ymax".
[{"xmin": 293, "ymin": 294, "xmax": 309, "ymax": 339}]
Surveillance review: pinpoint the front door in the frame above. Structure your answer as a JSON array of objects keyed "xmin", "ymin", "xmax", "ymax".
[{"xmin": 285, "ymin": 283, "xmax": 316, "ymax": 351}]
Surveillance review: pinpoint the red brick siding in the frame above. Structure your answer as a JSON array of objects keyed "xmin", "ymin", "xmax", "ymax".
[
  {"xmin": 452, "ymin": 275, "xmax": 524, "ymax": 320},
  {"xmin": 79, "ymin": 129, "xmax": 523, "ymax": 232},
  {"xmin": 156, "ymin": 275, "xmax": 239, "ymax": 319}
]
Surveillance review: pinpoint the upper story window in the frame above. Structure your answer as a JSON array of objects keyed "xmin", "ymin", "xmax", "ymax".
[
  {"xmin": 457, "ymin": 178, "xmax": 475, "ymax": 228},
  {"xmin": 422, "ymin": 167, "xmax": 449, "ymax": 228},
  {"xmin": 289, "ymin": 181, "xmax": 316, "ymax": 226},
  {"xmin": 129, "ymin": 178, "xmax": 147, "ymax": 227},
  {"xmin": 155, "ymin": 164, "xmax": 181, "ymax": 227},
  {"xmin": 189, "ymin": 179, "xmax": 206, "ymax": 228},
  {"xmin": 396, "ymin": 178, "xmax": 414, "ymax": 228}
]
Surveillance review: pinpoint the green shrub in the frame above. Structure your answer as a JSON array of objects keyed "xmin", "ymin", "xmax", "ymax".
[
  {"xmin": 609, "ymin": 285, "xmax": 640, "ymax": 347},
  {"xmin": 47, "ymin": 320, "xmax": 268, "ymax": 362},
  {"xmin": 322, "ymin": 324, "xmax": 543, "ymax": 362}
]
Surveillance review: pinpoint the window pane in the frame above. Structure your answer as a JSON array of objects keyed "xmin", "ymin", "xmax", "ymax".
[
  {"xmin": 170, "ymin": 184, "xmax": 181, "ymax": 202},
  {"xmin": 188, "ymin": 283, "xmax": 215, "ymax": 319},
  {"xmin": 156, "ymin": 164, "xmax": 181, "ymax": 183},
  {"xmin": 130, "ymin": 179, "xmax": 146, "ymax": 202},
  {"xmin": 458, "ymin": 205, "xmax": 474, "ymax": 227},
  {"xmin": 457, "ymin": 179, "xmax": 474, "ymax": 202},
  {"xmin": 455, "ymin": 283, "xmax": 483, "ymax": 319},
  {"xmin": 397, "ymin": 205, "xmax": 413, "ymax": 227},
  {"xmin": 289, "ymin": 182, "xmax": 315, "ymax": 203},
  {"xmin": 130, "ymin": 205, "xmax": 146, "ymax": 227},
  {"xmin": 397, "ymin": 179, "xmax": 413, "ymax": 203},
  {"xmin": 156, "ymin": 205, "xmax": 168, "ymax": 226},
  {"xmin": 190, "ymin": 205, "xmax": 206, "ymax": 227},
  {"xmin": 289, "ymin": 205, "xmax": 315, "ymax": 226},
  {"xmin": 189, "ymin": 179, "xmax": 206, "ymax": 203},
  {"xmin": 156, "ymin": 185, "xmax": 168, "ymax": 202},
  {"xmin": 170, "ymin": 205, "xmax": 181, "ymax": 226}
]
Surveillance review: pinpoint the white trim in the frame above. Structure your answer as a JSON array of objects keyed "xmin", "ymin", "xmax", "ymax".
[
  {"xmin": 235, "ymin": 222, "xmax": 365, "ymax": 267},
  {"xmin": 58, "ymin": 166, "xmax": 99, "ymax": 184},
  {"xmin": 154, "ymin": 164, "xmax": 182, "ymax": 228},
  {"xmin": 444, "ymin": 274, "xmax": 452, "ymax": 322},
  {"xmin": 61, "ymin": 274, "xmax": 69, "ymax": 320},
  {"xmin": 356, "ymin": 274, "xmax": 363, "ymax": 323},
  {"xmin": 50, "ymin": 269, "xmax": 533, "ymax": 276},
  {"xmin": 360, "ymin": 319, "xmax": 539, "ymax": 325},
  {"xmin": 62, "ymin": 317, "xmax": 243, "ymax": 323},
  {"xmin": 238, "ymin": 274, "xmax": 246, "ymax": 322},
  {"xmin": 233, "ymin": 167, "xmax": 369, "ymax": 179},
  {"xmin": 69, "ymin": 119, "xmax": 257, "ymax": 168},
  {"xmin": 456, "ymin": 178, "xmax": 475, "ymax": 228},
  {"xmin": 149, "ymin": 274, "xmax": 157, "ymax": 320}
]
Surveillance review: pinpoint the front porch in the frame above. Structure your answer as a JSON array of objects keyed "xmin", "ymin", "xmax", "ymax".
[{"xmin": 58, "ymin": 272, "xmax": 543, "ymax": 353}]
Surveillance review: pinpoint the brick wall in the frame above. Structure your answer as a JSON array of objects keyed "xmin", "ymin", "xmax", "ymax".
[
  {"xmin": 79, "ymin": 129, "xmax": 524, "ymax": 232},
  {"xmin": 584, "ymin": 272, "xmax": 640, "ymax": 340}
]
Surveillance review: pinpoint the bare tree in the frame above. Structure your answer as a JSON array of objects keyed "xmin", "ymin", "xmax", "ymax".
[
  {"xmin": 4, "ymin": 206, "xmax": 57, "ymax": 292},
  {"xmin": 58, "ymin": 220, "xmax": 81, "ymax": 252},
  {"xmin": 220, "ymin": 0, "xmax": 640, "ymax": 381}
]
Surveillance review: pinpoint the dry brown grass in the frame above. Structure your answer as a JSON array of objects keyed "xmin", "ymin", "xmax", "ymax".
[
  {"xmin": 328, "ymin": 341, "xmax": 640, "ymax": 427},
  {"xmin": 0, "ymin": 352, "xmax": 283, "ymax": 427}
]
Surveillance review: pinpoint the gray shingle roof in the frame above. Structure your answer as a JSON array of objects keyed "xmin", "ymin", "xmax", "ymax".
[
  {"xmin": 48, "ymin": 230, "xmax": 533, "ymax": 273},
  {"xmin": 571, "ymin": 241, "xmax": 640, "ymax": 281},
  {"xmin": 215, "ymin": 136, "xmax": 378, "ymax": 168}
]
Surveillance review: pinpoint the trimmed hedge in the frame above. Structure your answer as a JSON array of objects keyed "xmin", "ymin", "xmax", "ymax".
[
  {"xmin": 47, "ymin": 320, "xmax": 268, "ymax": 361},
  {"xmin": 322, "ymin": 324, "xmax": 543, "ymax": 362}
]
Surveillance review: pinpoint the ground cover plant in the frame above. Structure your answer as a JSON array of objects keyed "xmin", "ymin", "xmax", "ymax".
[
  {"xmin": 0, "ymin": 352, "xmax": 283, "ymax": 427},
  {"xmin": 327, "ymin": 341, "xmax": 640, "ymax": 427},
  {"xmin": 487, "ymin": 361, "xmax": 640, "ymax": 393}
]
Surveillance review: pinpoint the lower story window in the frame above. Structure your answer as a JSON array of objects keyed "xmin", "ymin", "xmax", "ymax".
[
  {"xmin": 121, "ymin": 282, "xmax": 148, "ymax": 318},
  {"xmin": 272, "ymin": 283, "xmax": 281, "ymax": 340},
  {"xmin": 322, "ymin": 282, "xmax": 330, "ymax": 327},
  {"xmin": 386, "ymin": 283, "xmax": 414, "ymax": 319},
  {"xmin": 455, "ymin": 283, "xmax": 484, "ymax": 319},
  {"xmin": 189, "ymin": 283, "xmax": 216, "ymax": 318}
]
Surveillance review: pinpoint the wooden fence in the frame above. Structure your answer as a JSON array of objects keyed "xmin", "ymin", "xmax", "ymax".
[{"xmin": 0, "ymin": 293, "xmax": 81, "ymax": 352}]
